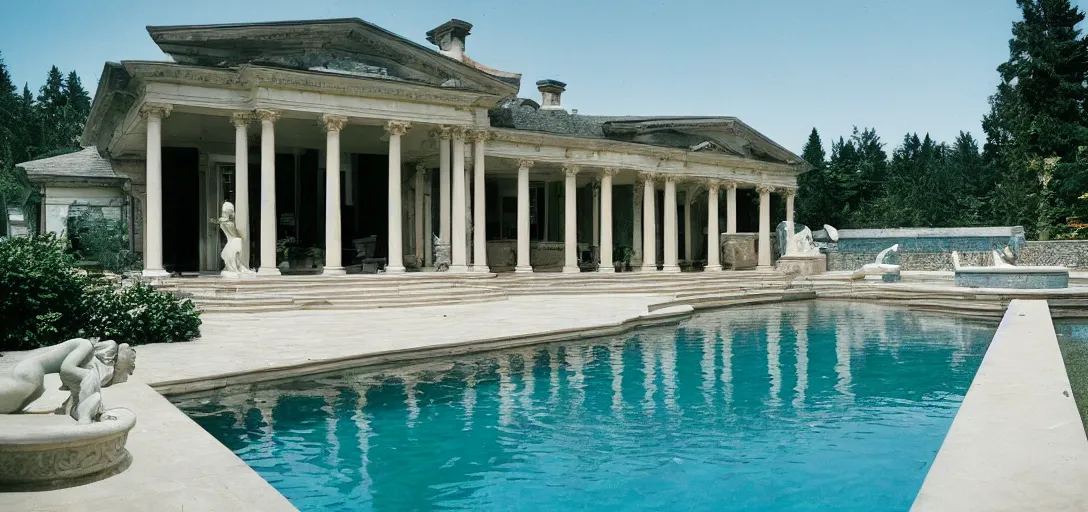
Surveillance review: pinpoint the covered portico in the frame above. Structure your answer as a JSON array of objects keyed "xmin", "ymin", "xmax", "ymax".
[{"xmin": 74, "ymin": 17, "xmax": 808, "ymax": 279}]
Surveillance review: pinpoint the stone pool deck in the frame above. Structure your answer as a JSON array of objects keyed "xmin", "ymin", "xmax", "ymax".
[
  {"xmin": 912, "ymin": 300, "xmax": 1088, "ymax": 512},
  {"xmin": 0, "ymin": 294, "xmax": 688, "ymax": 511}
]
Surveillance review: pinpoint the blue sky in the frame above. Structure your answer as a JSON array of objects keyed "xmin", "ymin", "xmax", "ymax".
[{"xmin": 0, "ymin": 0, "xmax": 1076, "ymax": 153}]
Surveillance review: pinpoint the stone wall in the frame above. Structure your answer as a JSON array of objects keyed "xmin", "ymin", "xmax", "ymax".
[
  {"xmin": 1019, "ymin": 241, "xmax": 1088, "ymax": 268},
  {"xmin": 826, "ymin": 239, "xmax": 1088, "ymax": 271}
]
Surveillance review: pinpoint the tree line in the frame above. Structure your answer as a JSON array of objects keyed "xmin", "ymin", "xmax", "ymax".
[
  {"xmin": 797, "ymin": 0, "xmax": 1088, "ymax": 240},
  {"xmin": 0, "ymin": 53, "xmax": 91, "ymax": 210}
]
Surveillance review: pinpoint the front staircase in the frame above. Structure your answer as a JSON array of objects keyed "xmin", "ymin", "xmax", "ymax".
[{"xmin": 156, "ymin": 270, "xmax": 797, "ymax": 314}]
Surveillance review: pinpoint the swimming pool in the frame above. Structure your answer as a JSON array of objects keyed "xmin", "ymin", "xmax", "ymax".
[{"xmin": 175, "ymin": 302, "xmax": 994, "ymax": 511}]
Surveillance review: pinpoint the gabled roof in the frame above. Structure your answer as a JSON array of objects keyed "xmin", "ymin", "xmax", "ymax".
[
  {"xmin": 489, "ymin": 100, "xmax": 806, "ymax": 167},
  {"xmin": 145, "ymin": 18, "xmax": 520, "ymax": 96},
  {"xmin": 16, "ymin": 147, "xmax": 123, "ymax": 183}
]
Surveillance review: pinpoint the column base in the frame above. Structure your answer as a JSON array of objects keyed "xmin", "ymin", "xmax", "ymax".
[
  {"xmin": 447, "ymin": 265, "xmax": 469, "ymax": 273},
  {"xmin": 562, "ymin": 265, "xmax": 580, "ymax": 274},
  {"xmin": 322, "ymin": 266, "xmax": 346, "ymax": 276},
  {"xmin": 471, "ymin": 265, "xmax": 491, "ymax": 273},
  {"xmin": 661, "ymin": 264, "xmax": 681, "ymax": 273},
  {"xmin": 598, "ymin": 266, "xmax": 615, "ymax": 273},
  {"xmin": 514, "ymin": 265, "xmax": 534, "ymax": 273},
  {"xmin": 640, "ymin": 265, "xmax": 658, "ymax": 272},
  {"xmin": 756, "ymin": 265, "xmax": 773, "ymax": 271},
  {"xmin": 704, "ymin": 265, "xmax": 723, "ymax": 272},
  {"xmin": 141, "ymin": 269, "xmax": 170, "ymax": 278},
  {"xmin": 385, "ymin": 265, "xmax": 406, "ymax": 274},
  {"xmin": 257, "ymin": 266, "xmax": 281, "ymax": 276}
]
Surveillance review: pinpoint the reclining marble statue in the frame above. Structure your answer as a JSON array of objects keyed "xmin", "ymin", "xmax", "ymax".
[
  {"xmin": 0, "ymin": 338, "xmax": 136, "ymax": 423},
  {"xmin": 851, "ymin": 244, "xmax": 901, "ymax": 280},
  {"xmin": 210, "ymin": 201, "xmax": 254, "ymax": 277}
]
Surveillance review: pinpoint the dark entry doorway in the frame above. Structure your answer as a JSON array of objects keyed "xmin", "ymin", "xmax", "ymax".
[{"xmin": 161, "ymin": 147, "xmax": 199, "ymax": 273}]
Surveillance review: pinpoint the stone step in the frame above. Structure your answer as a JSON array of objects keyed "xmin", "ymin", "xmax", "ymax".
[{"xmin": 195, "ymin": 292, "xmax": 509, "ymax": 314}]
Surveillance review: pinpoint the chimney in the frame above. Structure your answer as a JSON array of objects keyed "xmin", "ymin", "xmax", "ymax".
[
  {"xmin": 536, "ymin": 79, "xmax": 566, "ymax": 111},
  {"xmin": 426, "ymin": 19, "xmax": 472, "ymax": 62}
]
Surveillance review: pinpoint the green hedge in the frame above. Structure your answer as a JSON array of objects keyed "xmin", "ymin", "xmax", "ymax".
[{"xmin": 0, "ymin": 233, "xmax": 202, "ymax": 351}]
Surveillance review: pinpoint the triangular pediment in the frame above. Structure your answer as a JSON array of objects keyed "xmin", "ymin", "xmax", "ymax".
[
  {"xmin": 601, "ymin": 117, "xmax": 804, "ymax": 165},
  {"xmin": 146, "ymin": 18, "xmax": 519, "ymax": 96}
]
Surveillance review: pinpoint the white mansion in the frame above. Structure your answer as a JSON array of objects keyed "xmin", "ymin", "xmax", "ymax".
[{"xmin": 18, "ymin": 17, "xmax": 808, "ymax": 277}]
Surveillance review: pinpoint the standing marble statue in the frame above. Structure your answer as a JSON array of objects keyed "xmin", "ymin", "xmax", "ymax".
[
  {"xmin": 0, "ymin": 339, "xmax": 136, "ymax": 423},
  {"xmin": 434, "ymin": 234, "xmax": 450, "ymax": 272},
  {"xmin": 211, "ymin": 201, "xmax": 254, "ymax": 277}
]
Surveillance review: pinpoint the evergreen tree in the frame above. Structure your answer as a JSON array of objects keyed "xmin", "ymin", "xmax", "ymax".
[
  {"xmin": 983, "ymin": 0, "xmax": 1088, "ymax": 238},
  {"xmin": 64, "ymin": 71, "xmax": 90, "ymax": 118},
  {"xmin": 796, "ymin": 128, "xmax": 830, "ymax": 226}
]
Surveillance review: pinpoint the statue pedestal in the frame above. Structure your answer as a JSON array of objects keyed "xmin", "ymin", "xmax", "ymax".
[{"xmin": 776, "ymin": 254, "xmax": 827, "ymax": 276}]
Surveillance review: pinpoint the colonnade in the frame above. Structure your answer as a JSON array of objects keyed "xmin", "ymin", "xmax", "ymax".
[{"xmin": 138, "ymin": 104, "xmax": 796, "ymax": 277}]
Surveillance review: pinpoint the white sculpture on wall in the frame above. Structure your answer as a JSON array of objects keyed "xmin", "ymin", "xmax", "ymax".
[
  {"xmin": 211, "ymin": 201, "xmax": 254, "ymax": 277},
  {"xmin": 851, "ymin": 244, "xmax": 901, "ymax": 280},
  {"xmin": 788, "ymin": 226, "xmax": 821, "ymax": 256},
  {"xmin": 0, "ymin": 338, "xmax": 136, "ymax": 423}
]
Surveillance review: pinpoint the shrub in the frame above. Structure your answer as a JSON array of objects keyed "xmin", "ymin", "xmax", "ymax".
[
  {"xmin": 67, "ymin": 210, "xmax": 140, "ymax": 274},
  {"xmin": 81, "ymin": 281, "xmax": 202, "ymax": 346},
  {"xmin": 0, "ymin": 233, "xmax": 88, "ymax": 350},
  {"xmin": 0, "ymin": 233, "xmax": 202, "ymax": 352}
]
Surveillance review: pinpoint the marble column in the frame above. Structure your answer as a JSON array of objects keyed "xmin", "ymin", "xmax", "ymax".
[
  {"xmin": 785, "ymin": 187, "xmax": 796, "ymax": 236},
  {"xmin": 322, "ymin": 114, "xmax": 348, "ymax": 275},
  {"xmin": 683, "ymin": 187, "xmax": 692, "ymax": 262},
  {"xmin": 562, "ymin": 164, "xmax": 580, "ymax": 273},
  {"xmin": 640, "ymin": 173, "xmax": 657, "ymax": 272},
  {"xmin": 140, "ymin": 103, "xmax": 172, "ymax": 278},
  {"xmin": 256, "ymin": 109, "xmax": 281, "ymax": 276},
  {"xmin": 230, "ymin": 112, "xmax": 251, "ymax": 267},
  {"xmin": 415, "ymin": 164, "xmax": 426, "ymax": 268},
  {"xmin": 515, "ymin": 160, "xmax": 534, "ymax": 273},
  {"xmin": 757, "ymin": 184, "xmax": 773, "ymax": 269},
  {"xmin": 385, "ymin": 120, "xmax": 411, "ymax": 273},
  {"xmin": 633, "ymin": 177, "xmax": 643, "ymax": 268},
  {"xmin": 662, "ymin": 177, "xmax": 680, "ymax": 272},
  {"xmin": 706, "ymin": 181, "xmax": 722, "ymax": 272},
  {"xmin": 592, "ymin": 180, "xmax": 600, "ymax": 268},
  {"xmin": 599, "ymin": 168, "xmax": 616, "ymax": 273},
  {"xmin": 450, "ymin": 127, "xmax": 468, "ymax": 273},
  {"xmin": 725, "ymin": 181, "xmax": 737, "ymax": 234},
  {"xmin": 471, "ymin": 131, "xmax": 488, "ymax": 272},
  {"xmin": 435, "ymin": 127, "xmax": 452, "ymax": 251}
]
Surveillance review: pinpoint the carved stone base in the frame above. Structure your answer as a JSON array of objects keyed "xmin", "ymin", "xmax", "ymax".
[
  {"xmin": 776, "ymin": 254, "xmax": 827, "ymax": 276},
  {"xmin": 0, "ymin": 408, "xmax": 136, "ymax": 490}
]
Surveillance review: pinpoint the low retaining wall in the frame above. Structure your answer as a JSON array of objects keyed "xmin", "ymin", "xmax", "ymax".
[{"xmin": 911, "ymin": 300, "xmax": 1088, "ymax": 511}]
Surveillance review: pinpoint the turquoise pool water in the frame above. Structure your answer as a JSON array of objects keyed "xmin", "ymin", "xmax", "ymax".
[{"xmin": 176, "ymin": 302, "xmax": 994, "ymax": 511}]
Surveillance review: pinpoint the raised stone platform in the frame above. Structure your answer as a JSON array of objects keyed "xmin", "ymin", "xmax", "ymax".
[{"xmin": 954, "ymin": 266, "xmax": 1070, "ymax": 289}]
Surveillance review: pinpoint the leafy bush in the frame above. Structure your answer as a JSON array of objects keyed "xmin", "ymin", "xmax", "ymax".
[
  {"xmin": 0, "ymin": 233, "xmax": 202, "ymax": 351},
  {"xmin": 81, "ymin": 281, "xmax": 201, "ymax": 345},
  {"xmin": 0, "ymin": 233, "xmax": 87, "ymax": 350},
  {"xmin": 67, "ymin": 209, "xmax": 140, "ymax": 273}
]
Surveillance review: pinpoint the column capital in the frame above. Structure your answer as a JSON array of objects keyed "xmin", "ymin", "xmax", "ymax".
[
  {"xmin": 782, "ymin": 186, "xmax": 798, "ymax": 198},
  {"xmin": 415, "ymin": 163, "xmax": 428, "ymax": 173},
  {"xmin": 469, "ymin": 129, "xmax": 490, "ymax": 143},
  {"xmin": 563, "ymin": 164, "xmax": 580, "ymax": 177},
  {"xmin": 723, "ymin": 180, "xmax": 738, "ymax": 190},
  {"xmin": 636, "ymin": 171, "xmax": 656, "ymax": 183},
  {"xmin": 139, "ymin": 102, "xmax": 172, "ymax": 120},
  {"xmin": 662, "ymin": 174, "xmax": 678, "ymax": 183},
  {"xmin": 431, "ymin": 125, "xmax": 453, "ymax": 140},
  {"xmin": 229, "ymin": 111, "xmax": 253, "ymax": 128},
  {"xmin": 321, "ymin": 114, "xmax": 349, "ymax": 133},
  {"xmin": 254, "ymin": 109, "xmax": 281, "ymax": 123},
  {"xmin": 703, "ymin": 178, "xmax": 721, "ymax": 191},
  {"xmin": 449, "ymin": 125, "xmax": 469, "ymax": 139},
  {"xmin": 517, "ymin": 159, "xmax": 535, "ymax": 170},
  {"xmin": 601, "ymin": 167, "xmax": 619, "ymax": 177},
  {"xmin": 756, "ymin": 184, "xmax": 776, "ymax": 195},
  {"xmin": 385, "ymin": 120, "xmax": 411, "ymax": 136}
]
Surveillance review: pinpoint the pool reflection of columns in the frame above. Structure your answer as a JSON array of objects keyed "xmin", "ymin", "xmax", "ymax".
[
  {"xmin": 403, "ymin": 377, "xmax": 419, "ymax": 427},
  {"xmin": 566, "ymin": 345, "xmax": 587, "ymax": 411},
  {"xmin": 701, "ymin": 328, "xmax": 715, "ymax": 408},
  {"xmin": 793, "ymin": 307, "xmax": 809, "ymax": 409},
  {"xmin": 610, "ymin": 340, "xmax": 625, "ymax": 416},
  {"xmin": 520, "ymin": 349, "xmax": 536, "ymax": 412},
  {"xmin": 767, "ymin": 315, "xmax": 782, "ymax": 408},
  {"xmin": 720, "ymin": 321, "xmax": 734, "ymax": 404},
  {"xmin": 323, "ymin": 392, "xmax": 340, "ymax": 467},
  {"xmin": 352, "ymin": 384, "xmax": 373, "ymax": 494},
  {"xmin": 462, "ymin": 371, "xmax": 477, "ymax": 429},
  {"xmin": 835, "ymin": 320, "xmax": 854, "ymax": 399},
  {"xmin": 548, "ymin": 347, "xmax": 560, "ymax": 405},
  {"xmin": 641, "ymin": 336, "xmax": 657, "ymax": 414},
  {"xmin": 660, "ymin": 334, "xmax": 679, "ymax": 414},
  {"xmin": 498, "ymin": 356, "xmax": 514, "ymax": 427}
]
